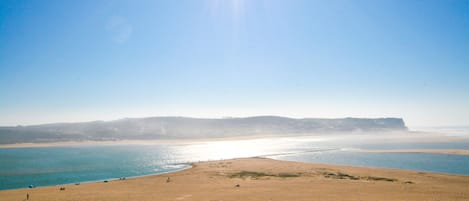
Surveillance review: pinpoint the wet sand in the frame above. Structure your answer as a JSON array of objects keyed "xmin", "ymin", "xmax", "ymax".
[
  {"xmin": 0, "ymin": 135, "xmax": 278, "ymax": 148},
  {"xmin": 1, "ymin": 157, "xmax": 468, "ymax": 201},
  {"xmin": 1, "ymin": 131, "xmax": 468, "ymax": 149}
]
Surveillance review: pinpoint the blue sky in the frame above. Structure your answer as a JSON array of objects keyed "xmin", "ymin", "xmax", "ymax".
[{"xmin": 0, "ymin": 0, "xmax": 468, "ymax": 127}]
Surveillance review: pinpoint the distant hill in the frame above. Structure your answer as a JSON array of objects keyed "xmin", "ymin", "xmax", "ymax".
[{"xmin": 0, "ymin": 116, "xmax": 407, "ymax": 144}]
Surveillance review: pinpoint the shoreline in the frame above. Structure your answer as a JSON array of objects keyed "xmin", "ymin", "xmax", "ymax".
[
  {"xmin": 355, "ymin": 149, "xmax": 469, "ymax": 155},
  {"xmin": 1, "ymin": 131, "xmax": 468, "ymax": 148},
  {"xmin": 2, "ymin": 155, "xmax": 469, "ymax": 191},
  {"xmin": 1, "ymin": 157, "xmax": 468, "ymax": 200},
  {"xmin": 0, "ymin": 164, "xmax": 193, "ymax": 191},
  {"xmin": 0, "ymin": 134, "xmax": 286, "ymax": 148}
]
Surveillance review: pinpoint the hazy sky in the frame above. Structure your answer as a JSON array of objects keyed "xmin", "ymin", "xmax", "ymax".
[{"xmin": 0, "ymin": 0, "xmax": 468, "ymax": 127}]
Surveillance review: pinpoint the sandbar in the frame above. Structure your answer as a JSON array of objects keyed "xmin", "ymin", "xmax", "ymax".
[
  {"xmin": 1, "ymin": 157, "xmax": 468, "ymax": 201},
  {"xmin": 355, "ymin": 149, "xmax": 469, "ymax": 155}
]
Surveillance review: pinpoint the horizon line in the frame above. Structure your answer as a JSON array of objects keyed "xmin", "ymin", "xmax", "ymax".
[{"xmin": 0, "ymin": 115, "xmax": 407, "ymax": 127}]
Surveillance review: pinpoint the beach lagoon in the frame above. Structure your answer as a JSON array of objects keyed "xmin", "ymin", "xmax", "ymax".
[{"xmin": 1, "ymin": 133, "xmax": 469, "ymax": 190}]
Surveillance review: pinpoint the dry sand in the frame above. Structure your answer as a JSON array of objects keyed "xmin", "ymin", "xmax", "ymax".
[
  {"xmin": 0, "ymin": 135, "xmax": 287, "ymax": 148},
  {"xmin": 1, "ymin": 131, "xmax": 468, "ymax": 149},
  {"xmin": 1, "ymin": 157, "xmax": 468, "ymax": 201}
]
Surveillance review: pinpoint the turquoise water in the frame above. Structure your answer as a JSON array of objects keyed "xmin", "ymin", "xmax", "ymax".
[
  {"xmin": 0, "ymin": 145, "xmax": 191, "ymax": 190},
  {"xmin": 272, "ymin": 151, "xmax": 469, "ymax": 175},
  {"xmin": 1, "ymin": 135, "xmax": 469, "ymax": 190}
]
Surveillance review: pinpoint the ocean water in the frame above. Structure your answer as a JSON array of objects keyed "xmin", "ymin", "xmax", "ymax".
[{"xmin": 1, "ymin": 134, "xmax": 469, "ymax": 190}]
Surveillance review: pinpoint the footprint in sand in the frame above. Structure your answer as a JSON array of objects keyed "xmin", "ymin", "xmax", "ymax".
[{"xmin": 176, "ymin": 194, "xmax": 192, "ymax": 200}]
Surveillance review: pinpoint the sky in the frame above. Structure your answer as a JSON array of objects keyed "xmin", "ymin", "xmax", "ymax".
[{"xmin": 0, "ymin": 0, "xmax": 468, "ymax": 128}]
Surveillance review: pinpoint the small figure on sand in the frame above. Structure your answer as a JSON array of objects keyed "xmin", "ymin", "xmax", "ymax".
[
  {"xmin": 166, "ymin": 177, "xmax": 171, "ymax": 183},
  {"xmin": 26, "ymin": 193, "xmax": 29, "ymax": 200}
]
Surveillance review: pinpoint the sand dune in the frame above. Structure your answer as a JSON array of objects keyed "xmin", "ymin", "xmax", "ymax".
[{"xmin": 1, "ymin": 157, "xmax": 469, "ymax": 201}]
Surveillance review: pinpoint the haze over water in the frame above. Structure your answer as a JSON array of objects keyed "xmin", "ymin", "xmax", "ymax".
[
  {"xmin": 1, "ymin": 132, "xmax": 469, "ymax": 190},
  {"xmin": 0, "ymin": 1, "xmax": 468, "ymax": 197}
]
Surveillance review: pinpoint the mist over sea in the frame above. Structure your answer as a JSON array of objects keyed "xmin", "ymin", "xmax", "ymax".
[{"xmin": 1, "ymin": 131, "xmax": 469, "ymax": 190}]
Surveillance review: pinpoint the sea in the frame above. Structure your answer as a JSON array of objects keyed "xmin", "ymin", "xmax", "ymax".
[{"xmin": 1, "ymin": 130, "xmax": 469, "ymax": 190}]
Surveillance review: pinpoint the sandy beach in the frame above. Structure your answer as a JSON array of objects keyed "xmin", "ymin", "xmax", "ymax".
[
  {"xmin": 0, "ymin": 134, "xmax": 291, "ymax": 148},
  {"xmin": 0, "ymin": 138, "xmax": 258, "ymax": 149},
  {"xmin": 1, "ymin": 157, "xmax": 468, "ymax": 201},
  {"xmin": 1, "ymin": 131, "xmax": 468, "ymax": 149}
]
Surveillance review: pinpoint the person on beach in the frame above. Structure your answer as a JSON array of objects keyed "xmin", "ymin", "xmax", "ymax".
[{"xmin": 26, "ymin": 193, "xmax": 29, "ymax": 200}]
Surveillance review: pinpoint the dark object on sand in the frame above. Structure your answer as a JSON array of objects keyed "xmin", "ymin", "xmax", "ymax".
[
  {"xmin": 26, "ymin": 193, "xmax": 29, "ymax": 200},
  {"xmin": 235, "ymin": 184, "xmax": 240, "ymax": 187},
  {"xmin": 166, "ymin": 177, "xmax": 171, "ymax": 183},
  {"xmin": 104, "ymin": 180, "xmax": 108, "ymax": 183},
  {"xmin": 59, "ymin": 187, "xmax": 66, "ymax": 191},
  {"xmin": 75, "ymin": 183, "xmax": 80, "ymax": 185}
]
